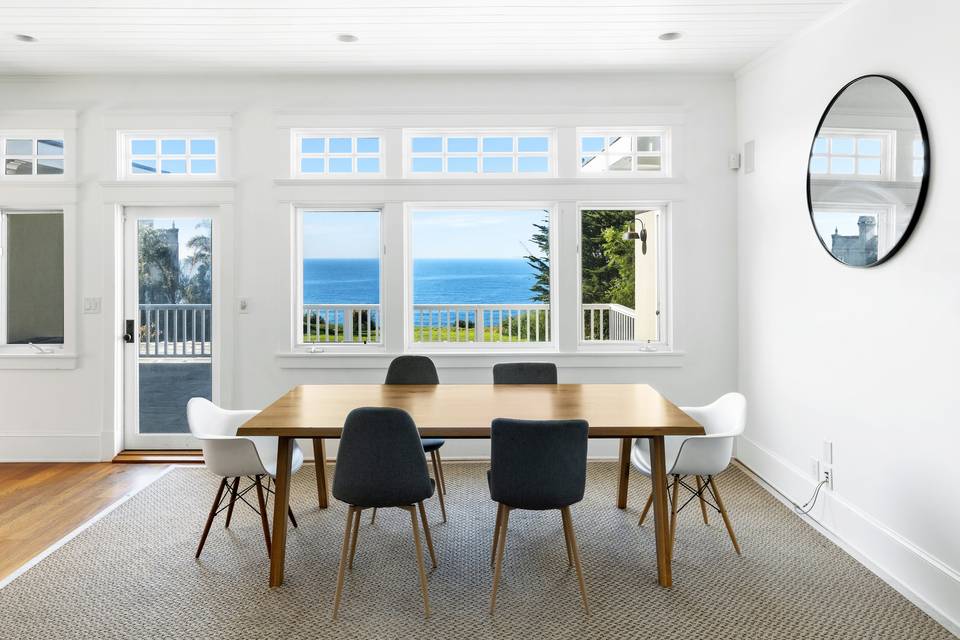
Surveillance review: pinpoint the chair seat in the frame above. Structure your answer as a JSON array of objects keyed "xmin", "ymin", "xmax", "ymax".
[
  {"xmin": 421, "ymin": 438, "xmax": 445, "ymax": 452},
  {"xmin": 250, "ymin": 436, "xmax": 305, "ymax": 478},
  {"xmin": 630, "ymin": 437, "xmax": 683, "ymax": 477}
]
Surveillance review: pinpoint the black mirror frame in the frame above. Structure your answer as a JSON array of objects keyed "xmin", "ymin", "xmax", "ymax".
[{"xmin": 806, "ymin": 74, "xmax": 930, "ymax": 268}]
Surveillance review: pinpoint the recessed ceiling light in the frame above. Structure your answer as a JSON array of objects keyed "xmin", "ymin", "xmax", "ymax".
[
  {"xmin": 337, "ymin": 34, "xmax": 358, "ymax": 43},
  {"xmin": 14, "ymin": 34, "xmax": 37, "ymax": 43},
  {"xmin": 658, "ymin": 32, "xmax": 682, "ymax": 41}
]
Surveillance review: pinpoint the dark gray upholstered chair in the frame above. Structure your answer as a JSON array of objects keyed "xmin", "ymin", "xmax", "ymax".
[
  {"xmin": 377, "ymin": 355, "xmax": 447, "ymax": 523},
  {"xmin": 331, "ymin": 407, "xmax": 438, "ymax": 620},
  {"xmin": 492, "ymin": 362, "xmax": 558, "ymax": 385},
  {"xmin": 488, "ymin": 418, "xmax": 590, "ymax": 614}
]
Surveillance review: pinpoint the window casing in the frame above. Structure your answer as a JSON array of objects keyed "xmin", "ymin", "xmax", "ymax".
[
  {"xmin": 295, "ymin": 208, "xmax": 384, "ymax": 350},
  {"xmin": 293, "ymin": 130, "xmax": 385, "ymax": 177},
  {"xmin": 0, "ymin": 210, "xmax": 65, "ymax": 349},
  {"xmin": 404, "ymin": 130, "xmax": 555, "ymax": 177},
  {"xmin": 809, "ymin": 128, "xmax": 895, "ymax": 181},
  {"xmin": 577, "ymin": 129, "xmax": 671, "ymax": 177},
  {"xmin": 120, "ymin": 133, "xmax": 219, "ymax": 178},
  {"xmin": 1, "ymin": 134, "xmax": 65, "ymax": 178}
]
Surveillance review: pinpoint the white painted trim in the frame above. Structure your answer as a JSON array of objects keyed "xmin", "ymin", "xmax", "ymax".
[
  {"xmin": 0, "ymin": 465, "xmax": 174, "ymax": 590},
  {"xmin": 275, "ymin": 351, "xmax": 684, "ymax": 369},
  {"xmin": 737, "ymin": 436, "xmax": 960, "ymax": 637},
  {"xmin": 0, "ymin": 354, "xmax": 77, "ymax": 369},
  {"xmin": 0, "ymin": 433, "xmax": 102, "ymax": 462}
]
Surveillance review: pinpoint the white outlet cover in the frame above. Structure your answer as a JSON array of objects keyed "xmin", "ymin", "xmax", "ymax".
[{"xmin": 82, "ymin": 297, "xmax": 101, "ymax": 314}]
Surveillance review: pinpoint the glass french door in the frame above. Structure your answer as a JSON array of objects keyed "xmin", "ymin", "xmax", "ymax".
[{"xmin": 123, "ymin": 206, "xmax": 218, "ymax": 449}]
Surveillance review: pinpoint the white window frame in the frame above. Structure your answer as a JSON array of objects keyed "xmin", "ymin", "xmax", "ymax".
[
  {"xmin": 810, "ymin": 128, "xmax": 896, "ymax": 182},
  {"xmin": 403, "ymin": 202, "xmax": 558, "ymax": 351},
  {"xmin": 118, "ymin": 131, "xmax": 220, "ymax": 179},
  {"xmin": 576, "ymin": 202, "xmax": 671, "ymax": 352},
  {"xmin": 812, "ymin": 202, "xmax": 897, "ymax": 257},
  {"xmin": 403, "ymin": 129, "xmax": 557, "ymax": 178},
  {"xmin": 912, "ymin": 135, "xmax": 925, "ymax": 179},
  {"xmin": 576, "ymin": 128, "xmax": 672, "ymax": 178},
  {"xmin": 0, "ymin": 208, "xmax": 73, "ymax": 355},
  {"xmin": 291, "ymin": 129, "xmax": 386, "ymax": 179},
  {"xmin": 293, "ymin": 206, "xmax": 386, "ymax": 352},
  {"xmin": 0, "ymin": 131, "xmax": 66, "ymax": 180}
]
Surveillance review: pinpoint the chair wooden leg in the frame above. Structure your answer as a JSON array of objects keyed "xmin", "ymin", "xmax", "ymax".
[
  {"xmin": 561, "ymin": 509, "xmax": 574, "ymax": 566},
  {"xmin": 254, "ymin": 476, "xmax": 271, "ymax": 558},
  {"xmin": 490, "ymin": 505, "xmax": 510, "ymax": 614},
  {"xmin": 708, "ymin": 476, "xmax": 741, "ymax": 555},
  {"xmin": 196, "ymin": 478, "xmax": 227, "ymax": 558},
  {"xmin": 418, "ymin": 501, "xmax": 438, "ymax": 568},
  {"xmin": 491, "ymin": 502, "xmax": 503, "ymax": 567},
  {"xmin": 638, "ymin": 490, "xmax": 654, "ymax": 526},
  {"xmin": 332, "ymin": 506, "xmax": 357, "ymax": 620},
  {"xmin": 407, "ymin": 506, "xmax": 431, "ymax": 619},
  {"xmin": 561, "ymin": 507, "xmax": 589, "ymax": 615},
  {"xmin": 288, "ymin": 506, "xmax": 298, "ymax": 529},
  {"xmin": 370, "ymin": 508, "xmax": 377, "ymax": 524},
  {"xmin": 436, "ymin": 449, "xmax": 447, "ymax": 495},
  {"xmin": 695, "ymin": 476, "xmax": 709, "ymax": 524},
  {"xmin": 348, "ymin": 508, "xmax": 362, "ymax": 569},
  {"xmin": 430, "ymin": 450, "xmax": 447, "ymax": 523},
  {"xmin": 224, "ymin": 477, "xmax": 240, "ymax": 528},
  {"xmin": 669, "ymin": 475, "xmax": 681, "ymax": 559}
]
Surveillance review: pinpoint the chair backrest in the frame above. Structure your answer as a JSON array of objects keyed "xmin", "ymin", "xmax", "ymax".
[
  {"xmin": 670, "ymin": 392, "xmax": 746, "ymax": 476},
  {"xmin": 333, "ymin": 407, "xmax": 434, "ymax": 508},
  {"xmin": 492, "ymin": 362, "xmax": 558, "ymax": 385},
  {"xmin": 186, "ymin": 398, "xmax": 264, "ymax": 477},
  {"xmin": 384, "ymin": 355, "xmax": 440, "ymax": 385},
  {"xmin": 680, "ymin": 392, "xmax": 746, "ymax": 437},
  {"xmin": 187, "ymin": 397, "xmax": 253, "ymax": 438},
  {"xmin": 490, "ymin": 418, "xmax": 588, "ymax": 510}
]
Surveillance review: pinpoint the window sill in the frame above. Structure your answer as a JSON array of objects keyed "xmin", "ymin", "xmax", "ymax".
[
  {"xmin": 276, "ymin": 350, "xmax": 683, "ymax": 370},
  {"xmin": 0, "ymin": 353, "xmax": 78, "ymax": 370},
  {"xmin": 274, "ymin": 176, "xmax": 685, "ymax": 187}
]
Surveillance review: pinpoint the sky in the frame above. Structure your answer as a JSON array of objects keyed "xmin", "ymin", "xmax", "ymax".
[
  {"xmin": 302, "ymin": 209, "xmax": 549, "ymax": 260},
  {"xmin": 141, "ymin": 217, "xmax": 211, "ymax": 260}
]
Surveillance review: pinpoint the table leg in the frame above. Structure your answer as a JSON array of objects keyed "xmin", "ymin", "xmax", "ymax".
[
  {"xmin": 269, "ymin": 436, "xmax": 293, "ymax": 587},
  {"xmin": 648, "ymin": 435, "xmax": 672, "ymax": 588},
  {"xmin": 312, "ymin": 437, "xmax": 328, "ymax": 509},
  {"xmin": 617, "ymin": 437, "xmax": 632, "ymax": 509}
]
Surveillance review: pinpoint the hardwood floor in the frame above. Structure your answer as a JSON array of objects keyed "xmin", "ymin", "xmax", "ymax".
[{"xmin": 0, "ymin": 463, "xmax": 170, "ymax": 583}]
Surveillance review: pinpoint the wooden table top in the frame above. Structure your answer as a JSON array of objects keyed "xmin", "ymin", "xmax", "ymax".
[{"xmin": 238, "ymin": 384, "xmax": 703, "ymax": 438}]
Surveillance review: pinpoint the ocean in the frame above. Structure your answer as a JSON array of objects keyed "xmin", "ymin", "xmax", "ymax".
[{"xmin": 303, "ymin": 258, "xmax": 539, "ymax": 305}]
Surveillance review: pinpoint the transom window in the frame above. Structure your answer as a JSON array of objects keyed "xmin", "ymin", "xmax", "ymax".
[
  {"xmin": 121, "ymin": 133, "xmax": 218, "ymax": 177},
  {"xmin": 293, "ymin": 131, "xmax": 383, "ymax": 177},
  {"xmin": 913, "ymin": 137, "xmax": 925, "ymax": 178},
  {"xmin": 578, "ymin": 129, "xmax": 669, "ymax": 176},
  {"xmin": 809, "ymin": 129, "xmax": 894, "ymax": 180},
  {"xmin": 405, "ymin": 130, "xmax": 553, "ymax": 176},
  {"xmin": 1, "ymin": 135, "xmax": 64, "ymax": 177}
]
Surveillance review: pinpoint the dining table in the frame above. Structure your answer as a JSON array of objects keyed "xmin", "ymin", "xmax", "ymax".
[{"xmin": 238, "ymin": 383, "xmax": 704, "ymax": 589}]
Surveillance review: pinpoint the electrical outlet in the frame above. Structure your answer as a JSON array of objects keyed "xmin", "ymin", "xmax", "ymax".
[
  {"xmin": 82, "ymin": 297, "xmax": 101, "ymax": 314},
  {"xmin": 238, "ymin": 298, "xmax": 249, "ymax": 314},
  {"xmin": 822, "ymin": 467, "xmax": 834, "ymax": 491}
]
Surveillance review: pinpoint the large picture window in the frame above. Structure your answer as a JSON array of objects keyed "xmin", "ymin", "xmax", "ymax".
[
  {"xmin": 408, "ymin": 206, "xmax": 553, "ymax": 346},
  {"xmin": 405, "ymin": 130, "xmax": 554, "ymax": 176},
  {"xmin": 1, "ymin": 210, "xmax": 65, "ymax": 346},
  {"xmin": 580, "ymin": 206, "xmax": 663, "ymax": 346},
  {"xmin": 297, "ymin": 209, "xmax": 382, "ymax": 347}
]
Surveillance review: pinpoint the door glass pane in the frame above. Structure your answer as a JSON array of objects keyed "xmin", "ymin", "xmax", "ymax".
[
  {"xmin": 6, "ymin": 213, "xmax": 64, "ymax": 344},
  {"xmin": 137, "ymin": 217, "xmax": 212, "ymax": 434}
]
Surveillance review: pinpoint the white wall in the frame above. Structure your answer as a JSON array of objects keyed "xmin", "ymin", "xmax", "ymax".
[
  {"xmin": 736, "ymin": 0, "xmax": 960, "ymax": 631},
  {"xmin": 0, "ymin": 72, "xmax": 739, "ymax": 462}
]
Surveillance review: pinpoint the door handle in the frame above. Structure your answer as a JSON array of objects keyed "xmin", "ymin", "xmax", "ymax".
[{"xmin": 123, "ymin": 319, "xmax": 135, "ymax": 344}]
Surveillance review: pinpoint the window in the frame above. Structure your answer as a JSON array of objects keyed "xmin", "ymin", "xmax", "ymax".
[
  {"xmin": 580, "ymin": 207, "xmax": 663, "ymax": 346},
  {"xmin": 293, "ymin": 131, "xmax": 384, "ymax": 177},
  {"xmin": 405, "ymin": 130, "xmax": 553, "ymax": 176},
  {"xmin": 578, "ymin": 129, "xmax": 669, "ymax": 176},
  {"xmin": 121, "ymin": 133, "xmax": 218, "ymax": 177},
  {"xmin": 407, "ymin": 206, "xmax": 553, "ymax": 346},
  {"xmin": 297, "ymin": 209, "xmax": 382, "ymax": 347},
  {"xmin": 809, "ymin": 128, "xmax": 894, "ymax": 180},
  {"xmin": 1, "ymin": 211, "xmax": 64, "ymax": 346},
  {"xmin": 913, "ymin": 137, "xmax": 925, "ymax": 178},
  {"xmin": 811, "ymin": 204, "xmax": 895, "ymax": 267},
  {"xmin": 1, "ymin": 135, "xmax": 64, "ymax": 177}
]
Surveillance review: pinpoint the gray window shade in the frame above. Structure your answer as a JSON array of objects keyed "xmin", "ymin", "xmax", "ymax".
[{"xmin": 6, "ymin": 213, "xmax": 64, "ymax": 344}]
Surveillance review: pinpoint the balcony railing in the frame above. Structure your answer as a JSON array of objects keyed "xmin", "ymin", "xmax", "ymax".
[
  {"xmin": 413, "ymin": 304, "xmax": 550, "ymax": 343},
  {"xmin": 583, "ymin": 303, "xmax": 637, "ymax": 341},
  {"xmin": 303, "ymin": 304, "xmax": 381, "ymax": 344},
  {"xmin": 139, "ymin": 303, "xmax": 211, "ymax": 357}
]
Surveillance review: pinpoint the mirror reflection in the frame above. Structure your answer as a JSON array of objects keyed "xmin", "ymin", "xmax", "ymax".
[{"xmin": 807, "ymin": 76, "xmax": 928, "ymax": 267}]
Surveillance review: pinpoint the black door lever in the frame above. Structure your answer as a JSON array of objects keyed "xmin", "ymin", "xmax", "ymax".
[{"xmin": 123, "ymin": 319, "xmax": 135, "ymax": 344}]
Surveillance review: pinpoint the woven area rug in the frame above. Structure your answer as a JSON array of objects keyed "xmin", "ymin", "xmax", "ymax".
[{"xmin": 0, "ymin": 463, "xmax": 951, "ymax": 639}]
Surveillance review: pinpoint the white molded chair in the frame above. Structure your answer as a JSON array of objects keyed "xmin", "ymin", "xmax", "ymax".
[
  {"xmin": 187, "ymin": 397, "xmax": 305, "ymax": 558},
  {"xmin": 631, "ymin": 392, "xmax": 746, "ymax": 555}
]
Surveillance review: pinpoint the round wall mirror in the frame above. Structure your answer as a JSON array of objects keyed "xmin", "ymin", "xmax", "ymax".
[{"xmin": 807, "ymin": 75, "xmax": 929, "ymax": 267}]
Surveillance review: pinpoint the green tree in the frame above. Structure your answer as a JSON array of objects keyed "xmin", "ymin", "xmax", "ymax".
[
  {"xmin": 580, "ymin": 209, "xmax": 636, "ymax": 305},
  {"xmin": 182, "ymin": 220, "xmax": 212, "ymax": 304},
  {"xmin": 524, "ymin": 214, "xmax": 551, "ymax": 303},
  {"xmin": 138, "ymin": 226, "xmax": 180, "ymax": 304}
]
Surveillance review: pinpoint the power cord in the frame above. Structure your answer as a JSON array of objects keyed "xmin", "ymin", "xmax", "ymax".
[{"xmin": 793, "ymin": 479, "xmax": 829, "ymax": 515}]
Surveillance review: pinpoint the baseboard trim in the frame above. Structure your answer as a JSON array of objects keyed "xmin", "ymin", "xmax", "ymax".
[{"xmin": 736, "ymin": 437, "xmax": 960, "ymax": 637}]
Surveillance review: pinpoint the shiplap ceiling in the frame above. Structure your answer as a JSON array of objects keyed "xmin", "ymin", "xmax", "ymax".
[{"xmin": 0, "ymin": 0, "xmax": 851, "ymax": 75}]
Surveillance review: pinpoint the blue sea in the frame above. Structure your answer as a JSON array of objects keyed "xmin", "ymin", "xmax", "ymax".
[{"xmin": 303, "ymin": 258, "xmax": 538, "ymax": 305}]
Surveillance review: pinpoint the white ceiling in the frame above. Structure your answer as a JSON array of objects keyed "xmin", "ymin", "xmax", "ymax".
[{"xmin": 0, "ymin": 0, "xmax": 850, "ymax": 75}]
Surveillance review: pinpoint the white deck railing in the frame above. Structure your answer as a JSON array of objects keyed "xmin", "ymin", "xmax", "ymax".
[
  {"xmin": 139, "ymin": 304, "xmax": 211, "ymax": 357},
  {"xmin": 583, "ymin": 303, "xmax": 637, "ymax": 341},
  {"xmin": 303, "ymin": 304, "xmax": 381, "ymax": 344}
]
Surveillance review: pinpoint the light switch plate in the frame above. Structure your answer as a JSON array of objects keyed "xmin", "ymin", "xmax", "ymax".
[{"xmin": 83, "ymin": 297, "xmax": 101, "ymax": 314}]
